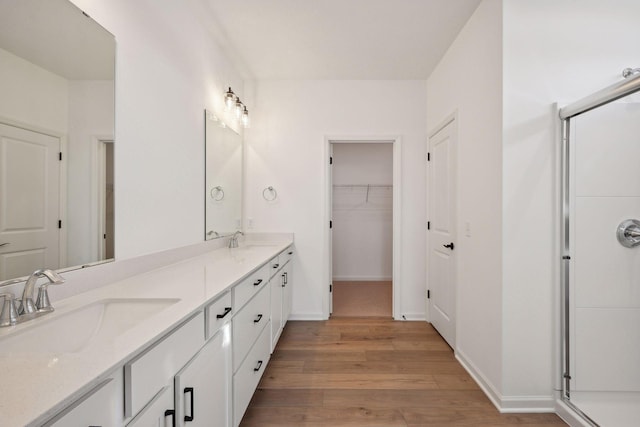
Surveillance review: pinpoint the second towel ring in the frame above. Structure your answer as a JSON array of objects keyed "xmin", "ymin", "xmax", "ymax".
[
  {"xmin": 263, "ymin": 186, "xmax": 277, "ymax": 201},
  {"xmin": 210, "ymin": 186, "xmax": 224, "ymax": 201}
]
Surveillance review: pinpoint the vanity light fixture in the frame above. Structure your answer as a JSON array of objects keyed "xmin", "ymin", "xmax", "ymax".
[
  {"xmin": 224, "ymin": 87, "xmax": 235, "ymax": 111},
  {"xmin": 241, "ymin": 106, "xmax": 250, "ymax": 128}
]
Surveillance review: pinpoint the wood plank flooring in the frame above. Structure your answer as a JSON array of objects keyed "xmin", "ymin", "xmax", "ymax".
[
  {"xmin": 240, "ymin": 318, "xmax": 567, "ymax": 427},
  {"xmin": 332, "ymin": 281, "xmax": 392, "ymax": 317}
]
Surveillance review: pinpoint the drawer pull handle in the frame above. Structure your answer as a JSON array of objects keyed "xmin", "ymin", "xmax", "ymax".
[
  {"xmin": 282, "ymin": 273, "xmax": 286, "ymax": 287},
  {"xmin": 165, "ymin": 409, "xmax": 176, "ymax": 427},
  {"xmin": 254, "ymin": 314, "xmax": 263, "ymax": 323},
  {"xmin": 273, "ymin": 263, "xmax": 279, "ymax": 269},
  {"xmin": 216, "ymin": 307, "xmax": 232, "ymax": 319},
  {"xmin": 184, "ymin": 387, "xmax": 195, "ymax": 422},
  {"xmin": 253, "ymin": 279, "xmax": 263, "ymax": 286},
  {"xmin": 254, "ymin": 360, "xmax": 263, "ymax": 371}
]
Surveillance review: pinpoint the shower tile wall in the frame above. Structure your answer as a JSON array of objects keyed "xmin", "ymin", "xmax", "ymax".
[{"xmin": 572, "ymin": 102, "xmax": 640, "ymax": 392}]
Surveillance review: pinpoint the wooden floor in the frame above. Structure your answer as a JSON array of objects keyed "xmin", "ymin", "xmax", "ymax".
[
  {"xmin": 240, "ymin": 318, "xmax": 567, "ymax": 426},
  {"xmin": 332, "ymin": 281, "xmax": 392, "ymax": 317}
]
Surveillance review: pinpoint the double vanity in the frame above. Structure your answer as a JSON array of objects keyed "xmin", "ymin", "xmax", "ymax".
[{"xmin": 0, "ymin": 237, "xmax": 294, "ymax": 427}]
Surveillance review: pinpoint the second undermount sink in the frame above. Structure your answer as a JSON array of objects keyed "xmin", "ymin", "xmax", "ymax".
[{"xmin": 0, "ymin": 298, "xmax": 179, "ymax": 354}]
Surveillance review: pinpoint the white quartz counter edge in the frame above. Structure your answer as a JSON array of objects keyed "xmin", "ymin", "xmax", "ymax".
[{"xmin": 0, "ymin": 239, "xmax": 293, "ymax": 427}]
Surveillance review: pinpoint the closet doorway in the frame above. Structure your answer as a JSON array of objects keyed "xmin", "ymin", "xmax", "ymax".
[{"xmin": 326, "ymin": 138, "xmax": 401, "ymax": 319}]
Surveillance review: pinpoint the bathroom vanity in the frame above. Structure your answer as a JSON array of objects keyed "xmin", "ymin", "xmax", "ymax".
[{"xmin": 0, "ymin": 238, "xmax": 294, "ymax": 427}]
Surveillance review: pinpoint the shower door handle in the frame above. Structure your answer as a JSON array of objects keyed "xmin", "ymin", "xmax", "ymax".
[{"xmin": 443, "ymin": 242, "xmax": 454, "ymax": 250}]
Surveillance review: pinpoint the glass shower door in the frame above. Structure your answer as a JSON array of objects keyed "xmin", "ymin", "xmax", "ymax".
[{"xmin": 564, "ymin": 96, "xmax": 640, "ymax": 427}]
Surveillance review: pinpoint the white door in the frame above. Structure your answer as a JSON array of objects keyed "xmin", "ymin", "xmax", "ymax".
[
  {"xmin": 428, "ymin": 119, "xmax": 457, "ymax": 349},
  {"xmin": 0, "ymin": 123, "xmax": 60, "ymax": 280}
]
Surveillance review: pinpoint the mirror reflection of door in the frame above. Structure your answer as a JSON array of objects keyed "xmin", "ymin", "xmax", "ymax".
[{"xmin": 0, "ymin": 123, "xmax": 61, "ymax": 280}]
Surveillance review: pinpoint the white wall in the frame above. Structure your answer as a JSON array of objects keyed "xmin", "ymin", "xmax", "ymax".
[
  {"xmin": 332, "ymin": 143, "xmax": 393, "ymax": 281},
  {"xmin": 67, "ymin": 80, "xmax": 114, "ymax": 266},
  {"xmin": 68, "ymin": 0, "xmax": 245, "ymax": 260},
  {"xmin": 502, "ymin": 0, "xmax": 640, "ymax": 403},
  {"xmin": 244, "ymin": 80, "xmax": 427, "ymax": 319},
  {"xmin": 0, "ymin": 47, "xmax": 68, "ymax": 132},
  {"xmin": 426, "ymin": 0, "xmax": 503, "ymax": 402}
]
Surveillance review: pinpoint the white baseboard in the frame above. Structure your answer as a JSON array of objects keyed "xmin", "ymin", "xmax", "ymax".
[
  {"xmin": 455, "ymin": 350, "xmax": 503, "ymax": 411},
  {"xmin": 455, "ymin": 350, "xmax": 555, "ymax": 413}
]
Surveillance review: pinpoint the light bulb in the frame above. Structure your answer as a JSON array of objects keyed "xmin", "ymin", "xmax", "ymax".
[
  {"xmin": 235, "ymin": 98, "xmax": 243, "ymax": 119},
  {"xmin": 224, "ymin": 87, "xmax": 235, "ymax": 111},
  {"xmin": 241, "ymin": 107, "xmax": 250, "ymax": 128}
]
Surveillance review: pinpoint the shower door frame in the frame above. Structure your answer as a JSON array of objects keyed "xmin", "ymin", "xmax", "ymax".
[{"xmin": 558, "ymin": 72, "xmax": 640, "ymax": 426}]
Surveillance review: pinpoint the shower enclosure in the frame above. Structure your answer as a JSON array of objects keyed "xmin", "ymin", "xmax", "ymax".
[{"xmin": 559, "ymin": 70, "xmax": 640, "ymax": 427}]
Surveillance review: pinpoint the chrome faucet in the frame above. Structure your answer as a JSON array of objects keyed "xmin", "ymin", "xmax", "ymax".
[
  {"xmin": 20, "ymin": 269, "xmax": 65, "ymax": 315},
  {"xmin": 228, "ymin": 230, "xmax": 244, "ymax": 248}
]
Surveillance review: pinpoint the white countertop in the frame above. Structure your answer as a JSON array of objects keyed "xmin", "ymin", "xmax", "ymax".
[{"xmin": 0, "ymin": 237, "xmax": 293, "ymax": 427}]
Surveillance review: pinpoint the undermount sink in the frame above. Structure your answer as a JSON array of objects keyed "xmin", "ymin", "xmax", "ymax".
[{"xmin": 0, "ymin": 298, "xmax": 180, "ymax": 354}]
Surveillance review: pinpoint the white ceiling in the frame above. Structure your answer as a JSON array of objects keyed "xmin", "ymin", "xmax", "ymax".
[
  {"xmin": 204, "ymin": 0, "xmax": 481, "ymax": 80},
  {"xmin": 0, "ymin": 0, "xmax": 114, "ymax": 80}
]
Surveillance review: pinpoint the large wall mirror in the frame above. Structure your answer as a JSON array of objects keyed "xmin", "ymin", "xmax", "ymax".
[
  {"xmin": 0, "ymin": 0, "xmax": 115, "ymax": 280},
  {"xmin": 205, "ymin": 110, "xmax": 242, "ymax": 240}
]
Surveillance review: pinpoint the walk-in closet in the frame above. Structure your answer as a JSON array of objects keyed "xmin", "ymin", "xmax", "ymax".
[{"xmin": 331, "ymin": 142, "xmax": 393, "ymax": 317}]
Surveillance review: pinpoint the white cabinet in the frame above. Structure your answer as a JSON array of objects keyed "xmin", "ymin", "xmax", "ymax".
[
  {"xmin": 174, "ymin": 326, "xmax": 231, "ymax": 427},
  {"xmin": 233, "ymin": 321, "xmax": 271, "ymax": 427},
  {"xmin": 42, "ymin": 243, "xmax": 294, "ymax": 427},
  {"xmin": 282, "ymin": 251, "xmax": 293, "ymax": 326},
  {"xmin": 125, "ymin": 313, "xmax": 205, "ymax": 419},
  {"xmin": 43, "ymin": 372, "xmax": 123, "ymax": 427},
  {"xmin": 233, "ymin": 283, "xmax": 270, "ymax": 371},
  {"xmin": 127, "ymin": 385, "xmax": 175, "ymax": 427},
  {"xmin": 270, "ymin": 248, "xmax": 294, "ymax": 353},
  {"xmin": 270, "ymin": 277, "xmax": 283, "ymax": 350}
]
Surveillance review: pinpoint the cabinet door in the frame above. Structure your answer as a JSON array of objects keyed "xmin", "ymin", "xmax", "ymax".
[
  {"xmin": 127, "ymin": 385, "xmax": 175, "ymax": 427},
  {"xmin": 175, "ymin": 326, "xmax": 231, "ymax": 427},
  {"xmin": 282, "ymin": 263, "xmax": 293, "ymax": 326},
  {"xmin": 270, "ymin": 277, "xmax": 283, "ymax": 352}
]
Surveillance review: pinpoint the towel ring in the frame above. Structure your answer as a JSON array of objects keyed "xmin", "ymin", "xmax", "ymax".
[
  {"xmin": 262, "ymin": 186, "xmax": 277, "ymax": 201},
  {"xmin": 210, "ymin": 186, "xmax": 224, "ymax": 201}
]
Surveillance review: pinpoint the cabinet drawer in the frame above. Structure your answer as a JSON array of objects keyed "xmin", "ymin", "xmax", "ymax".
[
  {"xmin": 233, "ymin": 284, "xmax": 270, "ymax": 371},
  {"xmin": 125, "ymin": 312, "xmax": 205, "ymax": 418},
  {"xmin": 44, "ymin": 373, "xmax": 122, "ymax": 427},
  {"xmin": 234, "ymin": 265, "xmax": 268, "ymax": 312},
  {"xmin": 281, "ymin": 247, "xmax": 294, "ymax": 265},
  {"xmin": 233, "ymin": 321, "xmax": 271, "ymax": 427},
  {"xmin": 268, "ymin": 254, "xmax": 281, "ymax": 278},
  {"xmin": 206, "ymin": 290, "xmax": 232, "ymax": 339}
]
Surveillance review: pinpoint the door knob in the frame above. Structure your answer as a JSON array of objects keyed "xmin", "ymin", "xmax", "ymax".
[{"xmin": 443, "ymin": 242, "xmax": 454, "ymax": 250}]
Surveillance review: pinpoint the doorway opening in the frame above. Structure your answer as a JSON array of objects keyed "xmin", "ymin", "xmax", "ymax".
[{"xmin": 326, "ymin": 137, "xmax": 401, "ymax": 319}]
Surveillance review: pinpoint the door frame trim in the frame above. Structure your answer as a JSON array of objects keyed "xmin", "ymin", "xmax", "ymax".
[
  {"xmin": 323, "ymin": 136, "xmax": 402, "ymax": 320},
  {"xmin": 426, "ymin": 112, "xmax": 458, "ymax": 346}
]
